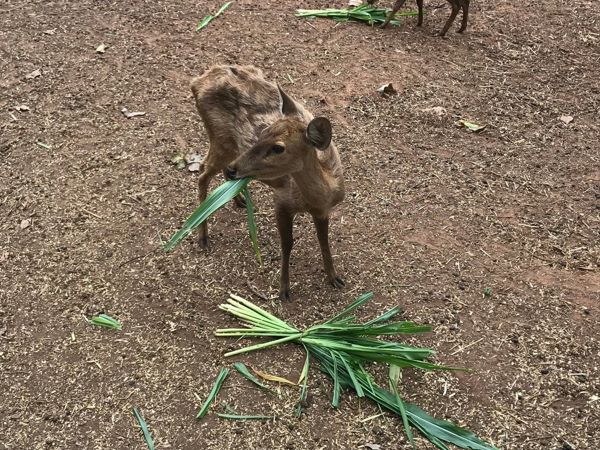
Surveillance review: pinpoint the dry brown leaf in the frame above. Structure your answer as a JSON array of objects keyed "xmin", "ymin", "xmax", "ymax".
[
  {"xmin": 20, "ymin": 219, "xmax": 31, "ymax": 230},
  {"xmin": 252, "ymin": 368, "xmax": 297, "ymax": 386},
  {"xmin": 96, "ymin": 44, "xmax": 107, "ymax": 53}
]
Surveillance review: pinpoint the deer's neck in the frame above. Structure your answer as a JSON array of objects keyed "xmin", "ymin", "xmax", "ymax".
[{"xmin": 289, "ymin": 149, "xmax": 343, "ymax": 212}]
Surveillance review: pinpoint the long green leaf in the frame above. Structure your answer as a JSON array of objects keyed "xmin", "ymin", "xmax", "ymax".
[
  {"xmin": 242, "ymin": 186, "xmax": 262, "ymax": 266},
  {"xmin": 163, "ymin": 178, "xmax": 251, "ymax": 251},
  {"xmin": 295, "ymin": 347, "xmax": 310, "ymax": 417},
  {"xmin": 196, "ymin": 368, "xmax": 230, "ymax": 419},
  {"xmin": 326, "ymin": 291, "xmax": 374, "ymax": 323},
  {"xmin": 365, "ymin": 306, "xmax": 403, "ymax": 325},
  {"xmin": 389, "ymin": 366, "xmax": 415, "ymax": 449},
  {"xmin": 330, "ymin": 350, "xmax": 341, "ymax": 408},
  {"xmin": 132, "ymin": 407, "xmax": 155, "ymax": 450}
]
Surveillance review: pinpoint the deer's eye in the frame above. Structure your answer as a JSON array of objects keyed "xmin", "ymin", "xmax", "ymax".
[{"xmin": 271, "ymin": 144, "xmax": 285, "ymax": 154}]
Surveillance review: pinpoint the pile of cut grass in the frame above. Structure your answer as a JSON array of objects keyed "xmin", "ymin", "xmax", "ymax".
[
  {"xmin": 296, "ymin": 4, "xmax": 418, "ymax": 27},
  {"xmin": 213, "ymin": 292, "xmax": 498, "ymax": 450}
]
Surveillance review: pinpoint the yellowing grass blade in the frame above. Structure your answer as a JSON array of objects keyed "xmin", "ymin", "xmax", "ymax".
[{"xmin": 252, "ymin": 368, "xmax": 297, "ymax": 386}]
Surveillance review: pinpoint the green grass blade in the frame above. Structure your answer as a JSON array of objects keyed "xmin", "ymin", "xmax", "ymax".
[
  {"xmin": 223, "ymin": 332, "xmax": 302, "ymax": 357},
  {"xmin": 214, "ymin": 1, "xmax": 232, "ymax": 18},
  {"xmin": 365, "ymin": 306, "xmax": 403, "ymax": 325},
  {"xmin": 90, "ymin": 314, "xmax": 122, "ymax": 330},
  {"xmin": 196, "ymin": 368, "xmax": 230, "ymax": 419},
  {"xmin": 233, "ymin": 362, "xmax": 273, "ymax": 392},
  {"xmin": 295, "ymin": 347, "xmax": 310, "ymax": 417},
  {"xmin": 196, "ymin": 1, "xmax": 232, "ymax": 31},
  {"xmin": 132, "ymin": 407, "xmax": 155, "ymax": 450},
  {"xmin": 340, "ymin": 356, "xmax": 364, "ymax": 397},
  {"xmin": 242, "ymin": 186, "xmax": 262, "ymax": 267},
  {"xmin": 325, "ymin": 291, "xmax": 374, "ymax": 324},
  {"xmin": 330, "ymin": 350, "xmax": 341, "ymax": 408},
  {"xmin": 195, "ymin": 15, "xmax": 213, "ymax": 31},
  {"xmin": 216, "ymin": 413, "xmax": 275, "ymax": 420},
  {"xmin": 163, "ymin": 178, "xmax": 251, "ymax": 251},
  {"xmin": 389, "ymin": 368, "xmax": 415, "ymax": 449},
  {"xmin": 404, "ymin": 402, "xmax": 498, "ymax": 450}
]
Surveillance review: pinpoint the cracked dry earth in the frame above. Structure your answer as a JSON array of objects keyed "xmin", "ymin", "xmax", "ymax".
[{"xmin": 1, "ymin": 0, "xmax": 599, "ymax": 449}]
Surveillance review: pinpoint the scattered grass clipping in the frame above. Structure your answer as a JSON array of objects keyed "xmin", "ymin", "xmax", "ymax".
[
  {"xmin": 296, "ymin": 4, "xmax": 418, "ymax": 27},
  {"xmin": 132, "ymin": 407, "xmax": 155, "ymax": 450},
  {"xmin": 196, "ymin": 368, "xmax": 230, "ymax": 419},
  {"xmin": 215, "ymin": 292, "xmax": 499, "ymax": 450},
  {"xmin": 216, "ymin": 413, "xmax": 275, "ymax": 421},
  {"xmin": 196, "ymin": 1, "xmax": 233, "ymax": 31},
  {"xmin": 90, "ymin": 314, "xmax": 122, "ymax": 330}
]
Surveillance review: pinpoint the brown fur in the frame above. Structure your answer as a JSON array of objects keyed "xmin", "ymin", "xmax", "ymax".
[
  {"xmin": 190, "ymin": 65, "xmax": 345, "ymax": 300},
  {"xmin": 377, "ymin": 0, "xmax": 470, "ymax": 36}
]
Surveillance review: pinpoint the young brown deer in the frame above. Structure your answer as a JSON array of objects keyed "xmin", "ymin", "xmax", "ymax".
[
  {"xmin": 190, "ymin": 65, "xmax": 345, "ymax": 300},
  {"xmin": 377, "ymin": 0, "xmax": 470, "ymax": 36}
]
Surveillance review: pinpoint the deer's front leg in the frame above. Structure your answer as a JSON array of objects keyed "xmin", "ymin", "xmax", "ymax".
[
  {"xmin": 276, "ymin": 206, "xmax": 295, "ymax": 300},
  {"xmin": 313, "ymin": 215, "xmax": 345, "ymax": 289}
]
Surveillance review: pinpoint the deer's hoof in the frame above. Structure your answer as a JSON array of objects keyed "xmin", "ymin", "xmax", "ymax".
[
  {"xmin": 279, "ymin": 289, "xmax": 291, "ymax": 301},
  {"xmin": 198, "ymin": 236, "xmax": 209, "ymax": 250},
  {"xmin": 330, "ymin": 276, "xmax": 346, "ymax": 289}
]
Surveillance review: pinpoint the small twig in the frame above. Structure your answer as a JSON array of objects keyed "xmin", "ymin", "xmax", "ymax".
[
  {"xmin": 118, "ymin": 246, "xmax": 161, "ymax": 268},
  {"xmin": 81, "ymin": 208, "xmax": 103, "ymax": 219},
  {"xmin": 450, "ymin": 337, "xmax": 484, "ymax": 356},
  {"xmin": 246, "ymin": 281, "xmax": 269, "ymax": 301}
]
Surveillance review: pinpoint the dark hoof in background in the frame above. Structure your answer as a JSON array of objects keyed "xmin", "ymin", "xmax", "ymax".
[
  {"xmin": 330, "ymin": 277, "xmax": 345, "ymax": 289},
  {"xmin": 234, "ymin": 195, "xmax": 247, "ymax": 208},
  {"xmin": 279, "ymin": 289, "xmax": 290, "ymax": 301}
]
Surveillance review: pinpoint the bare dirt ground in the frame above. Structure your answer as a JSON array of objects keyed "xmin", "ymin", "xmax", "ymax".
[{"xmin": 1, "ymin": 0, "xmax": 599, "ymax": 449}]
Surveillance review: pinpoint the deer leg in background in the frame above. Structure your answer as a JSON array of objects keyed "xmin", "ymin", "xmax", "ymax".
[
  {"xmin": 458, "ymin": 0, "xmax": 470, "ymax": 33},
  {"xmin": 381, "ymin": 0, "xmax": 408, "ymax": 28},
  {"xmin": 416, "ymin": 0, "xmax": 424, "ymax": 26},
  {"xmin": 313, "ymin": 215, "xmax": 345, "ymax": 289},
  {"xmin": 440, "ymin": 0, "xmax": 460, "ymax": 36}
]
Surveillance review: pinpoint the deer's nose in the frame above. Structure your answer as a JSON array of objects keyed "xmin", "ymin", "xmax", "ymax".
[{"xmin": 226, "ymin": 166, "xmax": 237, "ymax": 179}]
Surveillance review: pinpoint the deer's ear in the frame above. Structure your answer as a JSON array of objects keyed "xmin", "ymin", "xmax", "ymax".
[
  {"xmin": 277, "ymin": 85, "xmax": 299, "ymax": 116},
  {"xmin": 305, "ymin": 117, "xmax": 332, "ymax": 150}
]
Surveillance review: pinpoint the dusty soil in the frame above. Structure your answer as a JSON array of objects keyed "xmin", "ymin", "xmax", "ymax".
[{"xmin": 1, "ymin": 0, "xmax": 599, "ymax": 449}]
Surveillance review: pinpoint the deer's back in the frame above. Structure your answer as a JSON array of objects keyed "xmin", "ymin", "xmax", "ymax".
[{"xmin": 191, "ymin": 65, "xmax": 289, "ymax": 154}]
